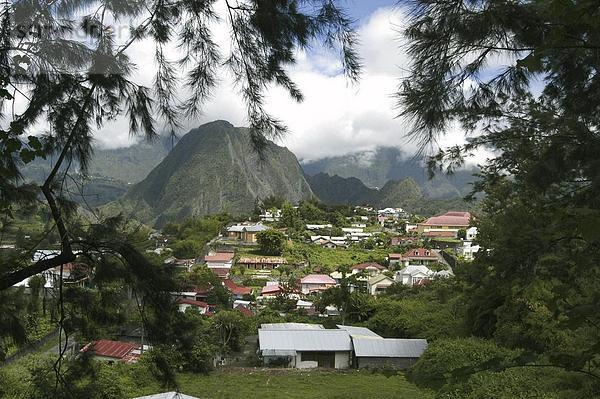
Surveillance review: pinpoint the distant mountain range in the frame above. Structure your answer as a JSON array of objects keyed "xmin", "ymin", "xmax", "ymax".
[
  {"xmin": 20, "ymin": 121, "xmax": 477, "ymax": 224},
  {"xmin": 301, "ymin": 147, "xmax": 476, "ymax": 199}
]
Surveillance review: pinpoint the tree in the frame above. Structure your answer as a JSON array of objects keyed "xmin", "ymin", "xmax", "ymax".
[
  {"xmin": 256, "ymin": 229, "xmax": 286, "ymax": 256},
  {"xmin": 278, "ymin": 201, "xmax": 304, "ymax": 230},
  {"xmin": 0, "ymin": 1, "xmax": 360, "ymax": 388},
  {"xmin": 457, "ymin": 229, "xmax": 467, "ymax": 240},
  {"xmin": 400, "ymin": 0, "xmax": 600, "ymax": 382},
  {"xmin": 0, "ymin": 0, "xmax": 360, "ymax": 290}
]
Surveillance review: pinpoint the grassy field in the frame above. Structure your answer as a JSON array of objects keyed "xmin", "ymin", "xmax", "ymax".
[
  {"xmin": 128, "ymin": 368, "xmax": 433, "ymax": 399},
  {"xmin": 1, "ymin": 355, "xmax": 433, "ymax": 399}
]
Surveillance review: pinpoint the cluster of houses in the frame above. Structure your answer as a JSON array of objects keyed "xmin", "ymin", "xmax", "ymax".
[
  {"xmin": 258, "ymin": 323, "xmax": 427, "ymax": 369},
  {"xmin": 309, "ymin": 226, "xmax": 375, "ymax": 248}
]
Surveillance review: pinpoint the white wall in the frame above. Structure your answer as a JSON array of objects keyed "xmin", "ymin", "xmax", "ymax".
[{"xmin": 335, "ymin": 352, "xmax": 351, "ymax": 369}]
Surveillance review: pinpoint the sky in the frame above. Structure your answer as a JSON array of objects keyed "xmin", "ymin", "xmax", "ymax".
[{"xmin": 92, "ymin": 0, "xmax": 486, "ymax": 164}]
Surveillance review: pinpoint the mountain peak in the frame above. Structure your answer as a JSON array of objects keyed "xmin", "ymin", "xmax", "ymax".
[{"xmin": 111, "ymin": 122, "xmax": 313, "ymax": 226}]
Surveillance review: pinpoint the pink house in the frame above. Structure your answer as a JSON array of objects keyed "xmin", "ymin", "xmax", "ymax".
[{"xmin": 300, "ymin": 274, "xmax": 337, "ymax": 294}]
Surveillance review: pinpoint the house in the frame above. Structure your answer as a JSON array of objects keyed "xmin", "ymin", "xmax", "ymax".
[
  {"xmin": 223, "ymin": 279, "xmax": 252, "ymax": 299},
  {"xmin": 423, "ymin": 230, "xmax": 458, "ymax": 238},
  {"xmin": 226, "ymin": 223, "xmax": 268, "ymax": 243},
  {"xmin": 388, "ymin": 248, "xmax": 442, "ymax": 267},
  {"xmin": 260, "ymin": 282, "xmax": 283, "ymax": 297},
  {"xmin": 378, "ymin": 207, "xmax": 407, "ymax": 219},
  {"xmin": 342, "ymin": 227, "xmax": 364, "ymax": 234},
  {"xmin": 296, "ymin": 299, "xmax": 316, "ymax": 313},
  {"xmin": 352, "ymin": 337, "xmax": 428, "ymax": 369},
  {"xmin": 80, "ymin": 339, "xmax": 143, "ymax": 363},
  {"xmin": 234, "ymin": 304, "xmax": 253, "ymax": 317},
  {"xmin": 466, "ymin": 226, "xmax": 478, "ymax": 241},
  {"xmin": 390, "ymin": 236, "xmax": 419, "ymax": 246},
  {"xmin": 163, "ymin": 257, "xmax": 195, "ymax": 271},
  {"xmin": 311, "ymin": 235, "xmax": 348, "ymax": 248},
  {"xmin": 395, "ymin": 265, "xmax": 433, "ymax": 286},
  {"xmin": 417, "ymin": 211, "xmax": 471, "ymax": 235},
  {"xmin": 259, "ymin": 209, "xmax": 281, "ymax": 222},
  {"xmin": 176, "ymin": 298, "xmax": 210, "ymax": 314},
  {"xmin": 258, "ymin": 325, "xmax": 352, "ymax": 369},
  {"xmin": 457, "ymin": 241, "xmax": 480, "ymax": 260},
  {"xmin": 300, "ymin": 274, "xmax": 337, "ymax": 294},
  {"xmin": 367, "ymin": 274, "xmax": 394, "ymax": 296},
  {"xmin": 204, "ymin": 252, "xmax": 234, "ymax": 269},
  {"xmin": 351, "ymin": 262, "xmax": 386, "ymax": 275},
  {"xmin": 306, "ymin": 224, "xmax": 333, "ymax": 230},
  {"xmin": 209, "ymin": 267, "xmax": 231, "ymax": 279},
  {"xmin": 236, "ymin": 256, "xmax": 287, "ymax": 270},
  {"xmin": 258, "ymin": 324, "xmax": 427, "ymax": 369}
]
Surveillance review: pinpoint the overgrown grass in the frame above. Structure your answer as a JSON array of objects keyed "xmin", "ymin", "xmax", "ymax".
[
  {"xmin": 1, "ymin": 355, "xmax": 433, "ymax": 399},
  {"xmin": 283, "ymin": 242, "xmax": 389, "ymax": 272},
  {"xmin": 128, "ymin": 368, "xmax": 433, "ymax": 399}
]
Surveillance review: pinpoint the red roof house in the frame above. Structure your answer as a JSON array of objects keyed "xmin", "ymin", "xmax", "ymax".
[
  {"xmin": 300, "ymin": 274, "xmax": 337, "ymax": 294},
  {"xmin": 223, "ymin": 279, "xmax": 252, "ymax": 298},
  {"xmin": 235, "ymin": 304, "xmax": 254, "ymax": 317},
  {"xmin": 81, "ymin": 339, "xmax": 141, "ymax": 363},
  {"xmin": 351, "ymin": 262, "xmax": 386, "ymax": 273},
  {"xmin": 261, "ymin": 283, "xmax": 282, "ymax": 296}
]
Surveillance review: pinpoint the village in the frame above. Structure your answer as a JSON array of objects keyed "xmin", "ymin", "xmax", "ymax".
[{"xmin": 10, "ymin": 202, "xmax": 478, "ymax": 373}]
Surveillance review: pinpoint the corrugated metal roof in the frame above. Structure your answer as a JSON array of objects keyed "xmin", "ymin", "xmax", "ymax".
[
  {"xmin": 353, "ymin": 337, "xmax": 427, "ymax": 358},
  {"xmin": 259, "ymin": 330, "xmax": 352, "ymax": 352},
  {"xmin": 260, "ymin": 323, "xmax": 324, "ymax": 330},
  {"xmin": 336, "ymin": 325, "xmax": 382, "ymax": 338}
]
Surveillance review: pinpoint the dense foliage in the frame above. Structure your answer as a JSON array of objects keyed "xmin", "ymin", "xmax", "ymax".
[{"xmin": 398, "ymin": 0, "xmax": 600, "ymax": 395}]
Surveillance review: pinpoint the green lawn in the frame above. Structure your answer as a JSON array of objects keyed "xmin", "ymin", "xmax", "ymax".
[{"xmin": 128, "ymin": 369, "xmax": 433, "ymax": 399}]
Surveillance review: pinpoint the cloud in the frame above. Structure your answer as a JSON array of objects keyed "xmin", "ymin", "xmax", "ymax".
[{"xmin": 92, "ymin": 4, "xmax": 484, "ymax": 165}]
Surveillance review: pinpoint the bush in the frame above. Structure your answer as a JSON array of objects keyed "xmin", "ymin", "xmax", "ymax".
[{"xmin": 409, "ymin": 337, "xmax": 519, "ymax": 390}]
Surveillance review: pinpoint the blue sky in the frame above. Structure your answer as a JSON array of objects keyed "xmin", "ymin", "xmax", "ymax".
[{"xmin": 348, "ymin": 0, "xmax": 397, "ymax": 20}]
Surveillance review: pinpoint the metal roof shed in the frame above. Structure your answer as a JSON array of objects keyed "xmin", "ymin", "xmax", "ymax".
[
  {"xmin": 352, "ymin": 337, "xmax": 428, "ymax": 369},
  {"xmin": 260, "ymin": 323, "xmax": 324, "ymax": 331},
  {"xmin": 259, "ymin": 330, "xmax": 352, "ymax": 352},
  {"xmin": 336, "ymin": 325, "xmax": 382, "ymax": 338}
]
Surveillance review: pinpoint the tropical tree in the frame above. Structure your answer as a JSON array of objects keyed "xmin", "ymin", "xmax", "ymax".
[
  {"xmin": 256, "ymin": 229, "xmax": 286, "ymax": 256},
  {"xmin": 399, "ymin": 0, "xmax": 600, "ymax": 382}
]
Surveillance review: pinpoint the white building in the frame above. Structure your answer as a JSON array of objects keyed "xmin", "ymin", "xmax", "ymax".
[
  {"xmin": 395, "ymin": 265, "xmax": 434, "ymax": 286},
  {"xmin": 204, "ymin": 252, "xmax": 234, "ymax": 268}
]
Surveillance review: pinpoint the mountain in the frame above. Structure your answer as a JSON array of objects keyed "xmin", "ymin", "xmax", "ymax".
[
  {"xmin": 307, "ymin": 172, "xmax": 472, "ymax": 216},
  {"xmin": 86, "ymin": 138, "xmax": 175, "ymax": 184},
  {"xmin": 109, "ymin": 121, "xmax": 314, "ymax": 226},
  {"xmin": 301, "ymin": 146, "xmax": 476, "ymax": 199},
  {"xmin": 306, "ymin": 173, "xmax": 375, "ymax": 205}
]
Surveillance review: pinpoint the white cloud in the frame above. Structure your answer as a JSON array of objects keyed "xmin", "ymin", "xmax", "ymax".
[{"xmin": 92, "ymin": 4, "xmax": 483, "ymax": 165}]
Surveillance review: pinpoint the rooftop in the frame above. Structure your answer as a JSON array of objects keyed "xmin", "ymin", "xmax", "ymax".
[
  {"xmin": 261, "ymin": 323, "xmax": 324, "ymax": 331},
  {"xmin": 337, "ymin": 325, "xmax": 382, "ymax": 338},
  {"xmin": 81, "ymin": 339, "xmax": 140, "ymax": 360},
  {"xmin": 352, "ymin": 337, "xmax": 428, "ymax": 358},
  {"xmin": 423, "ymin": 211, "xmax": 471, "ymax": 227},
  {"xmin": 259, "ymin": 329, "xmax": 352, "ymax": 353},
  {"xmin": 352, "ymin": 262, "xmax": 386, "ymax": 271},
  {"xmin": 300, "ymin": 274, "xmax": 337, "ymax": 285},
  {"xmin": 205, "ymin": 252, "xmax": 234, "ymax": 262}
]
